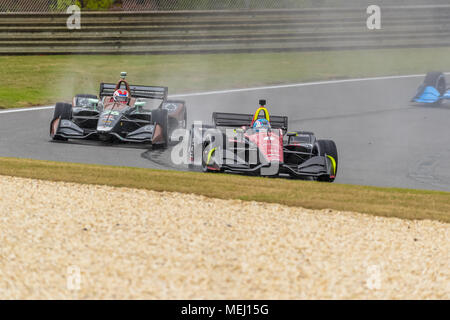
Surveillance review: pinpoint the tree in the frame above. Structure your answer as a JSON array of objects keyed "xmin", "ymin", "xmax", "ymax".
[{"xmin": 76, "ymin": 0, "xmax": 115, "ymax": 10}]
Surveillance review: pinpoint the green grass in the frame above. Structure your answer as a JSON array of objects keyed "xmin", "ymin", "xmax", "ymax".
[
  {"xmin": 2, "ymin": 48, "xmax": 450, "ymax": 108},
  {"xmin": 0, "ymin": 157, "xmax": 448, "ymax": 223}
]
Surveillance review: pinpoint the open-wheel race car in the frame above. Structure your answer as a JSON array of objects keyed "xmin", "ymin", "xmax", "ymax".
[
  {"xmin": 50, "ymin": 72, "xmax": 187, "ymax": 147},
  {"xmin": 412, "ymin": 71, "xmax": 450, "ymax": 105},
  {"xmin": 188, "ymin": 100, "xmax": 338, "ymax": 182}
]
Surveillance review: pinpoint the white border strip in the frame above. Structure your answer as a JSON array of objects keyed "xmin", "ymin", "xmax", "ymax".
[{"xmin": 0, "ymin": 73, "xmax": 442, "ymax": 114}]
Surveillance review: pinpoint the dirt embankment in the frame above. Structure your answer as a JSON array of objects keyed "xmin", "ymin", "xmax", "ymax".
[{"xmin": 0, "ymin": 175, "xmax": 448, "ymax": 299}]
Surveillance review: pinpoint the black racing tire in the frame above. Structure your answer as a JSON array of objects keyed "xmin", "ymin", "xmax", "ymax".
[
  {"xmin": 152, "ymin": 108, "xmax": 169, "ymax": 148},
  {"xmin": 183, "ymin": 108, "xmax": 187, "ymax": 129},
  {"xmin": 423, "ymin": 72, "xmax": 446, "ymax": 95},
  {"xmin": 187, "ymin": 124, "xmax": 197, "ymax": 170},
  {"xmin": 53, "ymin": 102, "xmax": 72, "ymax": 121},
  {"xmin": 188, "ymin": 124, "xmax": 218, "ymax": 171},
  {"xmin": 201, "ymin": 135, "xmax": 223, "ymax": 173},
  {"xmin": 423, "ymin": 72, "xmax": 446, "ymax": 106},
  {"xmin": 313, "ymin": 139, "xmax": 338, "ymax": 182},
  {"xmin": 201, "ymin": 142, "xmax": 211, "ymax": 173},
  {"xmin": 201, "ymin": 146, "xmax": 221, "ymax": 173},
  {"xmin": 201, "ymin": 138, "xmax": 214, "ymax": 173},
  {"xmin": 50, "ymin": 102, "xmax": 72, "ymax": 141}
]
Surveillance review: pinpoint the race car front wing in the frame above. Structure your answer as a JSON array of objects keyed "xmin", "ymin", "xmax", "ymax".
[
  {"xmin": 208, "ymin": 151, "xmax": 336, "ymax": 179},
  {"xmin": 52, "ymin": 118, "xmax": 158, "ymax": 143}
]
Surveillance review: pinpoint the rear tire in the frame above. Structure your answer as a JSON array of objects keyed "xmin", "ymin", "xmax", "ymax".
[
  {"xmin": 424, "ymin": 72, "xmax": 446, "ymax": 95},
  {"xmin": 182, "ymin": 108, "xmax": 187, "ymax": 129},
  {"xmin": 50, "ymin": 102, "xmax": 72, "ymax": 141},
  {"xmin": 152, "ymin": 108, "xmax": 169, "ymax": 148},
  {"xmin": 423, "ymin": 72, "xmax": 446, "ymax": 106},
  {"xmin": 313, "ymin": 139, "xmax": 338, "ymax": 182}
]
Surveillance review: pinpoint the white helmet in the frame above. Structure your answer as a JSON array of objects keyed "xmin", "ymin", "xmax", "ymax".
[{"xmin": 113, "ymin": 89, "xmax": 130, "ymax": 104}]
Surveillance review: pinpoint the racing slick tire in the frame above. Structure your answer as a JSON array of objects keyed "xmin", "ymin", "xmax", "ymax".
[
  {"xmin": 53, "ymin": 102, "xmax": 72, "ymax": 121},
  {"xmin": 188, "ymin": 124, "xmax": 215, "ymax": 171},
  {"xmin": 424, "ymin": 72, "xmax": 446, "ymax": 95},
  {"xmin": 182, "ymin": 108, "xmax": 187, "ymax": 129},
  {"xmin": 424, "ymin": 72, "xmax": 446, "ymax": 106},
  {"xmin": 50, "ymin": 102, "xmax": 72, "ymax": 141},
  {"xmin": 187, "ymin": 124, "xmax": 200, "ymax": 171},
  {"xmin": 313, "ymin": 139, "xmax": 338, "ymax": 182},
  {"xmin": 201, "ymin": 135, "xmax": 223, "ymax": 173},
  {"xmin": 152, "ymin": 108, "xmax": 169, "ymax": 148}
]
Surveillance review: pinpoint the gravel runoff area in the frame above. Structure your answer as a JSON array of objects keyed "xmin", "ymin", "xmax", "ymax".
[{"xmin": 0, "ymin": 175, "xmax": 448, "ymax": 299}]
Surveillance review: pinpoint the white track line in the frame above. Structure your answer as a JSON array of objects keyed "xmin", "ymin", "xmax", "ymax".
[
  {"xmin": 169, "ymin": 73, "xmax": 431, "ymax": 98},
  {"xmin": 0, "ymin": 73, "xmax": 445, "ymax": 114},
  {"xmin": 0, "ymin": 105, "xmax": 54, "ymax": 114}
]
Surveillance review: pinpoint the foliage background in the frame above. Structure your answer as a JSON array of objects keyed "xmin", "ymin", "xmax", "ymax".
[{"xmin": 1, "ymin": 0, "xmax": 449, "ymax": 12}]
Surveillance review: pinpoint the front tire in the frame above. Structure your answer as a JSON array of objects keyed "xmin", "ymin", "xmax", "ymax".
[
  {"xmin": 424, "ymin": 72, "xmax": 446, "ymax": 106},
  {"xmin": 152, "ymin": 108, "xmax": 169, "ymax": 148},
  {"xmin": 201, "ymin": 141, "xmax": 215, "ymax": 173},
  {"xmin": 313, "ymin": 139, "xmax": 338, "ymax": 182},
  {"xmin": 201, "ymin": 136, "xmax": 223, "ymax": 173},
  {"xmin": 50, "ymin": 102, "xmax": 72, "ymax": 141},
  {"xmin": 52, "ymin": 102, "xmax": 72, "ymax": 121},
  {"xmin": 182, "ymin": 108, "xmax": 187, "ymax": 129}
]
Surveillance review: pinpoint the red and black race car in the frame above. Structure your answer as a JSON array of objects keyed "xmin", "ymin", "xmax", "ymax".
[{"xmin": 188, "ymin": 100, "xmax": 338, "ymax": 182}]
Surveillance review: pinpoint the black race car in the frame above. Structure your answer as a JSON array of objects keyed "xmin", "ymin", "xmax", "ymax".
[{"xmin": 50, "ymin": 72, "xmax": 187, "ymax": 147}]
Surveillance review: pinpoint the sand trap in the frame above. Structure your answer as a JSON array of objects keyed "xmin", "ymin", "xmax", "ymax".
[{"xmin": 0, "ymin": 175, "xmax": 448, "ymax": 299}]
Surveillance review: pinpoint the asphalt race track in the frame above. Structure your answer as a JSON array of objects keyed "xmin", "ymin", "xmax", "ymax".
[{"xmin": 1, "ymin": 75, "xmax": 450, "ymax": 191}]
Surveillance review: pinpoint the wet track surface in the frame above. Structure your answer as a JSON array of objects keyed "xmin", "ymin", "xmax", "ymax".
[{"xmin": 1, "ymin": 76, "xmax": 450, "ymax": 191}]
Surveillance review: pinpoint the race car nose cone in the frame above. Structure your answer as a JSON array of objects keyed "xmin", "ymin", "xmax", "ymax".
[{"xmin": 97, "ymin": 126, "xmax": 113, "ymax": 132}]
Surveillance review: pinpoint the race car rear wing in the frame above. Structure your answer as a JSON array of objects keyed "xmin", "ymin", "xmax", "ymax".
[
  {"xmin": 99, "ymin": 83, "xmax": 168, "ymax": 100},
  {"xmin": 213, "ymin": 112, "xmax": 288, "ymax": 131}
]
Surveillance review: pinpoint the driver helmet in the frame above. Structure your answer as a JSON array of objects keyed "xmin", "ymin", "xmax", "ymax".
[
  {"xmin": 252, "ymin": 118, "xmax": 271, "ymax": 131},
  {"xmin": 113, "ymin": 89, "xmax": 130, "ymax": 104}
]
